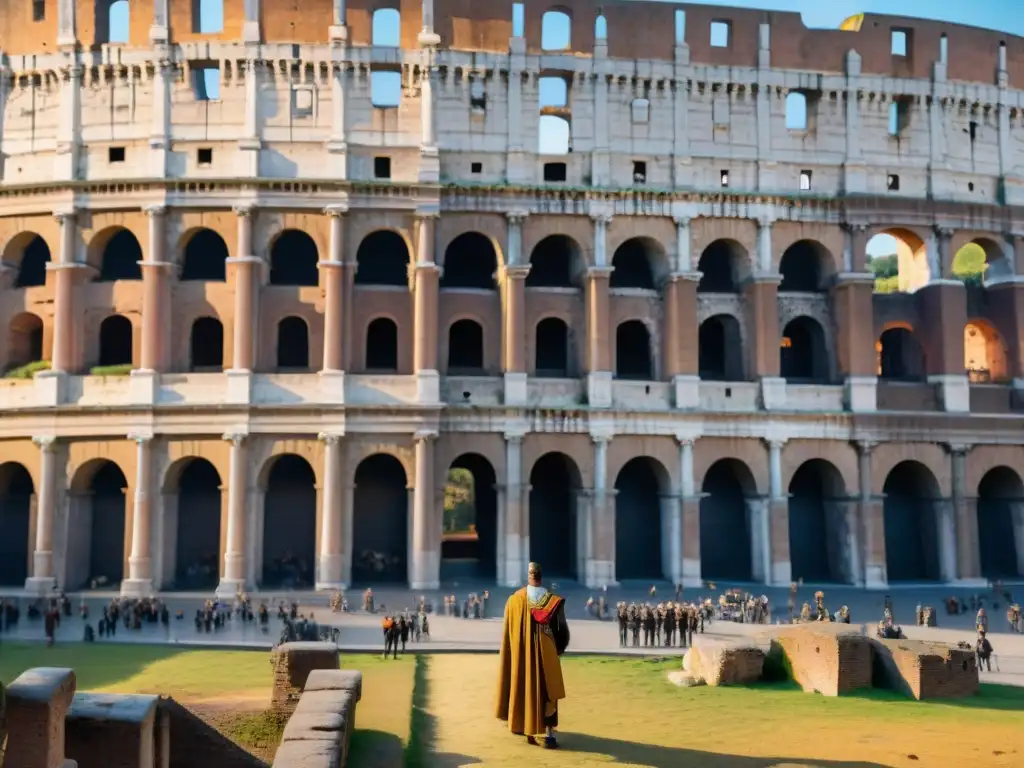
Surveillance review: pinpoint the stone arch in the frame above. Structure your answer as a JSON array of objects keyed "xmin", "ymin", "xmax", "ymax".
[
  {"xmin": 441, "ymin": 232, "xmax": 498, "ymax": 290},
  {"xmin": 355, "ymin": 230, "xmax": 410, "ymax": 287},
  {"xmin": 615, "ymin": 320, "xmax": 653, "ymax": 380},
  {"xmin": 190, "ymin": 317, "xmax": 224, "ymax": 371},
  {"xmin": 781, "ymin": 316, "xmax": 829, "ymax": 383},
  {"xmin": 976, "ymin": 467, "xmax": 1024, "ymax": 580},
  {"xmin": 526, "ymin": 235, "xmax": 585, "ymax": 289},
  {"xmin": 614, "ymin": 456, "xmax": 671, "ymax": 580},
  {"xmin": 779, "ymin": 240, "xmax": 833, "ymax": 292},
  {"xmin": 3, "ymin": 232, "xmax": 51, "ymax": 288},
  {"xmin": 0, "ymin": 462, "xmax": 34, "ymax": 586},
  {"xmin": 882, "ymin": 460, "xmax": 942, "ymax": 582},
  {"xmin": 529, "ymin": 452, "xmax": 582, "ymax": 579},
  {"xmin": 98, "ymin": 315, "xmax": 133, "ymax": 368},
  {"xmin": 366, "ymin": 316, "xmax": 399, "ymax": 371},
  {"xmin": 70, "ymin": 459, "xmax": 129, "ymax": 589},
  {"xmin": 180, "ymin": 228, "xmax": 229, "ymax": 282},
  {"xmin": 610, "ymin": 237, "xmax": 666, "ymax": 290},
  {"xmin": 166, "ymin": 457, "xmax": 222, "ymax": 590},
  {"xmin": 441, "ymin": 453, "xmax": 498, "ymax": 581},
  {"xmin": 352, "ymin": 453, "xmax": 409, "ymax": 584},
  {"xmin": 700, "ymin": 458, "xmax": 756, "ymax": 581},
  {"xmin": 964, "ymin": 319, "xmax": 1008, "ymax": 382},
  {"xmin": 698, "ymin": 314, "xmax": 744, "ymax": 381},
  {"xmin": 535, "ymin": 316, "xmax": 570, "ymax": 377},
  {"xmin": 697, "ymin": 239, "xmax": 749, "ymax": 293},
  {"xmin": 877, "ymin": 326, "xmax": 926, "ymax": 380},
  {"xmin": 269, "ymin": 229, "xmax": 319, "ymax": 287},
  {"xmin": 261, "ymin": 453, "xmax": 317, "ymax": 588},
  {"xmin": 867, "ymin": 228, "xmax": 930, "ymax": 293},
  {"xmin": 959, "ymin": 237, "xmax": 1012, "ymax": 283},
  {"xmin": 447, "ymin": 318, "xmax": 485, "ymax": 372},
  {"xmin": 277, "ymin": 316, "xmax": 310, "ymax": 370},
  {"xmin": 91, "ymin": 227, "xmax": 143, "ymax": 282},
  {"xmin": 541, "ymin": 8, "xmax": 572, "ymax": 50},
  {"xmin": 7, "ymin": 312, "xmax": 45, "ymax": 371},
  {"xmin": 949, "ymin": 239, "xmax": 995, "ymax": 283},
  {"xmin": 787, "ymin": 460, "xmax": 851, "ymax": 584}
]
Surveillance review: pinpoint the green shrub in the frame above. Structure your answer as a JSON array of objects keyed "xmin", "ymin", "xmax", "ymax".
[
  {"xmin": 873, "ymin": 275, "xmax": 900, "ymax": 294},
  {"xmin": 4, "ymin": 360, "xmax": 51, "ymax": 379},
  {"xmin": 89, "ymin": 364, "xmax": 133, "ymax": 377}
]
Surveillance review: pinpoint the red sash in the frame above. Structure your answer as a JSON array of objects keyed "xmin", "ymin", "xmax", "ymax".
[{"xmin": 529, "ymin": 592, "xmax": 563, "ymax": 625}]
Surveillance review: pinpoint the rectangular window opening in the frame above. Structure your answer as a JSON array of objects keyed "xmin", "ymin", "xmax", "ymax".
[
  {"xmin": 470, "ymin": 79, "xmax": 487, "ymax": 110},
  {"xmin": 197, "ymin": 148, "xmax": 214, "ymax": 166},
  {"xmin": 887, "ymin": 174, "xmax": 900, "ymax": 191},
  {"xmin": 374, "ymin": 156, "xmax": 392, "ymax": 179},
  {"xmin": 675, "ymin": 10, "xmax": 686, "ymax": 45},
  {"xmin": 969, "ymin": 120, "xmax": 978, "ymax": 142},
  {"xmin": 891, "ymin": 29, "xmax": 908, "ymax": 57},
  {"xmin": 196, "ymin": 0, "xmax": 225, "ymax": 34},
  {"xmin": 371, "ymin": 70, "xmax": 402, "ymax": 109},
  {"xmin": 293, "ymin": 86, "xmax": 314, "ymax": 117},
  {"xmin": 32, "ymin": 0, "xmax": 45, "ymax": 22},
  {"xmin": 512, "ymin": 3, "xmax": 525, "ymax": 38},
  {"xmin": 108, "ymin": 146, "xmax": 125, "ymax": 163},
  {"xmin": 543, "ymin": 162, "xmax": 567, "ymax": 182},
  {"xmin": 720, "ymin": 170, "xmax": 729, "ymax": 188},
  {"xmin": 799, "ymin": 170, "xmax": 812, "ymax": 191},
  {"xmin": 471, "ymin": 162, "xmax": 483, "ymax": 174},
  {"xmin": 889, "ymin": 99, "xmax": 911, "ymax": 136},
  {"xmin": 710, "ymin": 20, "xmax": 730, "ymax": 48},
  {"xmin": 192, "ymin": 65, "xmax": 221, "ymax": 101},
  {"xmin": 632, "ymin": 161, "xmax": 647, "ymax": 184}
]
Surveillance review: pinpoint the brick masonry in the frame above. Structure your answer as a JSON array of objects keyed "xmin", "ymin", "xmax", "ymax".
[
  {"xmin": 270, "ymin": 642, "xmax": 342, "ymax": 718},
  {"xmin": 871, "ymin": 638, "xmax": 980, "ymax": 700},
  {"xmin": 773, "ymin": 625, "xmax": 874, "ymax": 697}
]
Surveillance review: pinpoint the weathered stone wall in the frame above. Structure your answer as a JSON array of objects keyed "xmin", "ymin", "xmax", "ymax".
[
  {"xmin": 683, "ymin": 639, "xmax": 765, "ymax": 687},
  {"xmin": 270, "ymin": 642, "xmax": 342, "ymax": 718},
  {"xmin": 871, "ymin": 638, "xmax": 980, "ymax": 700},
  {"xmin": 272, "ymin": 669, "xmax": 363, "ymax": 768},
  {"xmin": 3, "ymin": 667, "xmax": 76, "ymax": 768},
  {"xmin": 773, "ymin": 625, "xmax": 873, "ymax": 697},
  {"xmin": 64, "ymin": 692, "xmax": 163, "ymax": 768}
]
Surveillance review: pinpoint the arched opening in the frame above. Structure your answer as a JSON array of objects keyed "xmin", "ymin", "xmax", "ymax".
[
  {"xmin": 441, "ymin": 233, "xmax": 498, "ymax": 290},
  {"xmin": 615, "ymin": 320, "xmax": 652, "ymax": 380},
  {"xmin": 108, "ymin": 0, "xmax": 129, "ymax": 44},
  {"xmin": 779, "ymin": 240, "xmax": 831, "ymax": 292},
  {"xmin": 541, "ymin": 9, "xmax": 571, "ymax": 50},
  {"xmin": 535, "ymin": 317, "xmax": 570, "ymax": 377},
  {"xmin": 529, "ymin": 453, "xmax": 580, "ymax": 579},
  {"xmin": 780, "ymin": 317, "xmax": 829, "ymax": 383},
  {"xmin": 977, "ymin": 467, "xmax": 1024, "ymax": 579},
  {"xmin": 98, "ymin": 315, "xmax": 133, "ymax": 367},
  {"xmin": 866, "ymin": 229, "xmax": 929, "ymax": 293},
  {"xmin": 964, "ymin": 321, "xmax": 1009, "ymax": 383},
  {"xmin": 352, "ymin": 454, "xmax": 408, "ymax": 583},
  {"xmin": 269, "ymin": 230, "xmax": 319, "ymax": 287},
  {"xmin": 595, "ymin": 14, "xmax": 607, "ymax": 40},
  {"xmin": 365, "ymin": 318, "xmax": 398, "ymax": 371},
  {"xmin": 172, "ymin": 458, "xmax": 222, "ymax": 590},
  {"xmin": 877, "ymin": 327, "xmax": 926, "ymax": 381},
  {"xmin": 262, "ymin": 454, "xmax": 317, "ymax": 589},
  {"xmin": 87, "ymin": 461, "xmax": 128, "ymax": 587},
  {"xmin": 447, "ymin": 319, "xmax": 484, "ymax": 373},
  {"xmin": 788, "ymin": 460, "xmax": 850, "ymax": 583},
  {"xmin": 277, "ymin": 316, "xmax": 310, "ymax": 370},
  {"xmin": 700, "ymin": 459, "xmax": 754, "ymax": 581},
  {"xmin": 7, "ymin": 313, "xmax": 44, "ymax": 371},
  {"xmin": 952, "ymin": 242, "xmax": 990, "ymax": 283},
  {"xmin": 189, "ymin": 317, "xmax": 224, "ymax": 371},
  {"xmin": 614, "ymin": 457, "xmax": 668, "ymax": 580},
  {"xmin": 355, "ymin": 231, "xmax": 410, "ymax": 286},
  {"xmin": 697, "ymin": 239, "xmax": 748, "ymax": 293},
  {"xmin": 180, "ymin": 229, "xmax": 229, "ymax": 281},
  {"xmin": 882, "ymin": 461, "xmax": 942, "ymax": 582},
  {"xmin": 8, "ymin": 234, "xmax": 51, "ymax": 288},
  {"xmin": 0, "ymin": 463, "xmax": 33, "ymax": 586},
  {"xmin": 96, "ymin": 229, "xmax": 143, "ymax": 282},
  {"xmin": 610, "ymin": 238, "xmax": 659, "ymax": 290},
  {"xmin": 441, "ymin": 454, "xmax": 498, "ymax": 581},
  {"xmin": 526, "ymin": 235, "xmax": 583, "ymax": 288},
  {"xmin": 698, "ymin": 315, "xmax": 743, "ymax": 381}
]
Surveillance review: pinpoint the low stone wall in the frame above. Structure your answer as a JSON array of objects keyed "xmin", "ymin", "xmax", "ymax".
[
  {"xmin": 773, "ymin": 625, "xmax": 873, "ymax": 697},
  {"xmin": 270, "ymin": 643, "xmax": 341, "ymax": 718},
  {"xmin": 871, "ymin": 638, "xmax": 980, "ymax": 700},
  {"xmin": 272, "ymin": 670, "xmax": 363, "ymax": 768},
  {"xmin": 683, "ymin": 639, "xmax": 765, "ymax": 686},
  {"xmin": 65, "ymin": 693, "xmax": 166, "ymax": 768},
  {"xmin": 3, "ymin": 667, "xmax": 76, "ymax": 768}
]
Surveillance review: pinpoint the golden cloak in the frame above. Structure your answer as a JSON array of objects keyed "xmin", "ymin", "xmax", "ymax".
[{"xmin": 495, "ymin": 587, "xmax": 568, "ymax": 736}]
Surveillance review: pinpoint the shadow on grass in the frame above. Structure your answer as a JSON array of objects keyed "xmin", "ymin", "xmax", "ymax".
[
  {"xmin": 350, "ymin": 729, "xmax": 406, "ymax": 768},
  {"xmin": 844, "ymin": 683, "xmax": 1024, "ymax": 711},
  {"xmin": 404, "ymin": 654, "xmax": 432, "ymax": 768},
  {"xmin": 0, "ymin": 641, "xmax": 188, "ymax": 690}
]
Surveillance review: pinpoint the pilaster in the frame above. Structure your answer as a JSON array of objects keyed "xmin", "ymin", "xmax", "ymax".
[
  {"xmin": 856, "ymin": 440, "xmax": 886, "ymax": 588},
  {"xmin": 217, "ymin": 431, "xmax": 250, "ymax": 597},
  {"xmin": 320, "ymin": 205, "xmax": 349, "ymax": 404},
  {"xmin": 411, "ymin": 430, "xmax": 440, "ymax": 589},
  {"xmin": 765, "ymin": 438, "xmax": 790, "ymax": 586},
  {"xmin": 414, "ymin": 211, "xmax": 441, "ymax": 404},
  {"xmin": 122, "ymin": 433, "xmax": 155, "ymax": 597},
  {"xmin": 947, "ymin": 443, "xmax": 985, "ymax": 585},
  {"xmin": 25, "ymin": 436, "xmax": 58, "ymax": 595},
  {"xmin": 317, "ymin": 432, "xmax": 347, "ymax": 589}
]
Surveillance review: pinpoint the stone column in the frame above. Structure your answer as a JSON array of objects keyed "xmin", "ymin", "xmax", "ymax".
[
  {"xmin": 667, "ymin": 217, "xmax": 701, "ymax": 408},
  {"xmin": 585, "ymin": 266, "xmax": 613, "ymax": 407},
  {"xmin": 50, "ymin": 211, "xmax": 77, "ymax": 372},
  {"xmin": 588, "ymin": 434, "xmax": 615, "ymax": 588},
  {"xmin": 139, "ymin": 205, "xmax": 168, "ymax": 372},
  {"xmin": 503, "ymin": 211, "xmax": 530, "ymax": 405},
  {"xmin": 411, "ymin": 431, "xmax": 440, "ymax": 589},
  {"xmin": 320, "ymin": 205, "xmax": 348, "ymax": 402},
  {"xmin": 25, "ymin": 437, "xmax": 58, "ymax": 594},
  {"xmin": 503, "ymin": 431, "xmax": 526, "ymax": 586},
  {"xmin": 857, "ymin": 440, "xmax": 886, "ymax": 587},
  {"xmin": 217, "ymin": 432, "xmax": 249, "ymax": 597},
  {"xmin": 677, "ymin": 435, "xmax": 702, "ymax": 586},
  {"xmin": 947, "ymin": 443, "xmax": 981, "ymax": 584},
  {"xmin": 765, "ymin": 438, "xmax": 790, "ymax": 586},
  {"xmin": 317, "ymin": 433, "xmax": 346, "ymax": 589},
  {"xmin": 150, "ymin": 0, "xmax": 169, "ymax": 42},
  {"xmin": 227, "ymin": 207, "xmax": 258, "ymax": 403},
  {"xmin": 58, "ymin": 0, "xmax": 77, "ymax": 47},
  {"xmin": 413, "ymin": 213, "xmax": 441, "ymax": 403},
  {"xmin": 242, "ymin": 0, "xmax": 261, "ymax": 43},
  {"xmin": 123, "ymin": 433, "xmax": 155, "ymax": 596}
]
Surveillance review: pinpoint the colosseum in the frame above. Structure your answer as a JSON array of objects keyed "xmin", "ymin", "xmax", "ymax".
[{"xmin": 0, "ymin": 0, "xmax": 1022, "ymax": 599}]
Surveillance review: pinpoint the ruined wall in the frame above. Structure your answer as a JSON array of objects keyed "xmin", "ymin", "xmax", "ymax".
[
  {"xmin": 774, "ymin": 625, "xmax": 873, "ymax": 697},
  {"xmin": 871, "ymin": 638, "xmax": 980, "ymax": 700}
]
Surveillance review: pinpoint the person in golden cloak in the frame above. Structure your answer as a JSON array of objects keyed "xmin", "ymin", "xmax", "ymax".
[{"xmin": 495, "ymin": 561, "xmax": 571, "ymax": 748}]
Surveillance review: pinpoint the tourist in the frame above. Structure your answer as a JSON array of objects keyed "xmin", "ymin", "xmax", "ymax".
[
  {"xmin": 496, "ymin": 562, "xmax": 570, "ymax": 749},
  {"xmin": 976, "ymin": 630, "xmax": 994, "ymax": 671}
]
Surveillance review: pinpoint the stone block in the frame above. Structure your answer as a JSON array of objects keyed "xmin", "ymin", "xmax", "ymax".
[
  {"xmin": 65, "ymin": 693, "xmax": 159, "ymax": 768},
  {"xmin": 4, "ymin": 667, "xmax": 77, "ymax": 768},
  {"xmin": 281, "ymin": 711, "xmax": 347, "ymax": 742},
  {"xmin": 871, "ymin": 638, "xmax": 979, "ymax": 700},
  {"xmin": 773, "ymin": 625, "xmax": 873, "ymax": 697},
  {"xmin": 293, "ymin": 690, "xmax": 354, "ymax": 718},
  {"xmin": 271, "ymin": 739, "xmax": 342, "ymax": 768},
  {"xmin": 682, "ymin": 640, "xmax": 764, "ymax": 687},
  {"xmin": 303, "ymin": 669, "xmax": 363, "ymax": 701},
  {"xmin": 270, "ymin": 642, "xmax": 340, "ymax": 717}
]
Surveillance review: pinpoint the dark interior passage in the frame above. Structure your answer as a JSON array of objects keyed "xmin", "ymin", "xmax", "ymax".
[
  {"xmin": 16, "ymin": 235, "xmax": 50, "ymax": 288},
  {"xmin": 535, "ymin": 318, "xmax": 570, "ymax": 376},
  {"xmin": 529, "ymin": 453, "xmax": 579, "ymax": 579},
  {"xmin": 277, "ymin": 317, "xmax": 310, "ymax": 369},
  {"xmin": 610, "ymin": 239, "xmax": 656, "ymax": 290},
  {"xmin": 781, "ymin": 317, "xmax": 828, "ymax": 383},
  {"xmin": 615, "ymin": 321, "xmax": 652, "ymax": 379},
  {"xmin": 99, "ymin": 315, "xmax": 133, "ymax": 367},
  {"xmin": 788, "ymin": 460, "xmax": 847, "ymax": 583},
  {"xmin": 355, "ymin": 231, "xmax": 410, "ymax": 286},
  {"xmin": 614, "ymin": 458, "xmax": 664, "ymax": 580},
  {"xmin": 174, "ymin": 459, "xmax": 222, "ymax": 590},
  {"xmin": 269, "ymin": 230, "xmax": 319, "ymax": 287},
  {"xmin": 0, "ymin": 463, "xmax": 33, "ymax": 586},
  {"xmin": 97, "ymin": 229, "xmax": 143, "ymax": 282},
  {"xmin": 441, "ymin": 454, "xmax": 498, "ymax": 581},
  {"xmin": 697, "ymin": 240, "xmax": 744, "ymax": 293},
  {"xmin": 180, "ymin": 229, "xmax": 229, "ymax": 281},
  {"xmin": 442, "ymin": 233, "xmax": 498, "ymax": 290},
  {"xmin": 700, "ymin": 459, "xmax": 753, "ymax": 581},
  {"xmin": 352, "ymin": 454, "xmax": 408, "ymax": 583},
  {"xmin": 883, "ymin": 461, "xmax": 941, "ymax": 582},
  {"xmin": 878, "ymin": 328, "xmax": 926, "ymax": 381},
  {"xmin": 526, "ymin": 236, "xmax": 580, "ymax": 288},
  {"xmin": 190, "ymin": 317, "xmax": 224, "ymax": 370},
  {"xmin": 977, "ymin": 467, "xmax": 1023, "ymax": 580},
  {"xmin": 88, "ymin": 461, "xmax": 128, "ymax": 587},
  {"xmin": 699, "ymin": 315, "xmax": 743, "ymax": 380},
  {"xmin": 262, "ymin": 454, "xmax": 317, "ymax": 588}
]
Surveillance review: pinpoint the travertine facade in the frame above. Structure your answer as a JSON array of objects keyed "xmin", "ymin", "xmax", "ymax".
[{"xmin": 1, "ymin": 0, "xmax": 1024, "ymax": 597}]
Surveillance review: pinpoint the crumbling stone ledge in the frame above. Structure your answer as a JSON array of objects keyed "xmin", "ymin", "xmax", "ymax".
[{"xmin": 271, "ymin": 670, "xmax": 363, "ymax": 768}]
